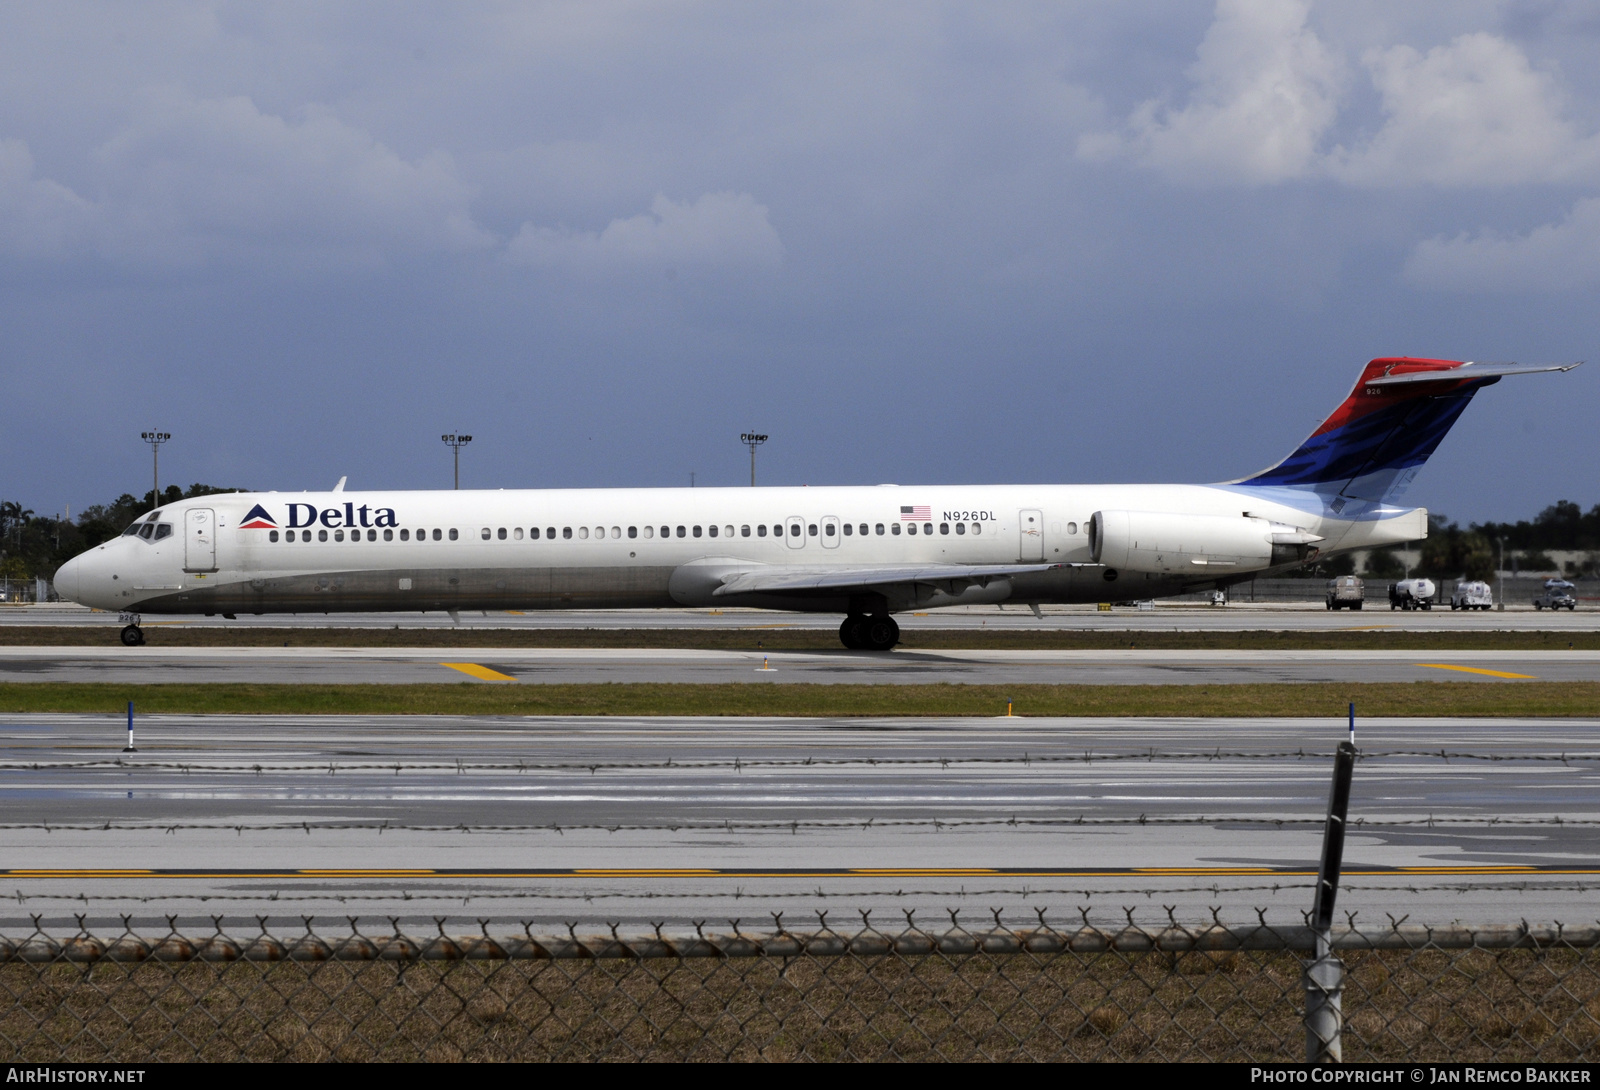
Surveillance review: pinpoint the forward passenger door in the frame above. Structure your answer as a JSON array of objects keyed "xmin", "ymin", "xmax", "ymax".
[{"xmin": 185, "ymin": 509, "xmax": 218, "ymax": 572}]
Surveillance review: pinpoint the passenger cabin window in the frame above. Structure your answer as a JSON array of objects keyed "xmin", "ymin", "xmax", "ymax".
[
  {"xmin": 940, "ymin": 523, "xmax": 949, "ymax": 535},
  {"xmin": 448, "ymin": 528, "xmax": 459, "ymax": 540},
  {"xmin": 922, "ymin": 523, "xmax": 933, "ymax": 535},
  {"xmin": 1067, "ymin": 522, "xmax": 1078, "ymax": 535},
  {"xmin": 563, "ymin": 527, "xmax": 572, "ymax": 539},
  {"xmin": 724, "ymin": 525, "xmax": 733, "ymax": 537},
  {"xmin": 399, "ymin": 529, "xmax": 409, "ymax": 541},
  {"xmin": 693, "ymin": 526, "xmax": 702, "ymax": 538},
  {"xmin": 433, "ymin": 528, "xmax": 442, "ymax": 541},
  {"xmin": 824, "ymin": 523, "xmax": 835, "ymax": 536},
  {"xmin": 579, "ymin": 527, "xmax": 589, "ymax": 539},
  {"xmin": 546, "ymin": 527, "xmax": 555, "ymax": 539},
  {"xmin": 707, "ymin": 525, "xmax": 716, "ymax": 538},
  {"xmin": 481, "ymin": 528, "xmax": 491, "ymax": 540},
  {"xmin": 269, "ymin": 530, "xmax": 279, "ymax": 542},
  {"xmin": 955, "ymin": 523, "xmax": 965, "ymax": 535},
  {"xmin": 643, "ymin": 526, "xmax": 653, "ymax": 539},
  {"xmin": 859, "ymin": 524, "xmax": 868, "ymax": 535},
  {"xmin": 514, "ymin": 528, "xmax": 523, "ymax": 540},
  {"xmin": 808, "ymin": 524, "xmax": 817, "ymax": 536},
  {"xmin": 757, "ymin": 525, "xmax": 767, "ymax": 537},
  {"xmin": 842, "ymin": 524, "xmax": 852, "ymax": 535},
  {"xmin": 875, "ymin": 524, "xmax": 884, "ymax": 535},
  {"xmin": 628, "ymin": 526, "xmax": 637, "ymax": 539},
  {"xmin": 368, "ymin": 529, "xmax": 377, "ymax": 541},
  {"xmin": 741, "ymin": 525, "xmax": 751, "ymax": 537},
  {"xmin": 595, "ymin": 526, "xmax": 604, "ymax": 538},
  {"xmin": 334, "ymin": 529, "xmax": 345, "ymax": 542},
  {"xmin": 385, "ymin": 529, "xmax": 394, "ymax": 541},
  {"xmin": 498, "ymin": 528, "xmax": 507, "ymax": 540},
  {"xmin": 529, "ymin": 527, "xmax": 539, "ymax": 539},
  {"xmin": 891, "ymin": 524, "xmax": 900, "ymax": 535},
  {"xmin": 676, "ymin": 526, "xmax": 686, "ymax": 538},
  {"xmin": 789, "ymin": 524, "xmax": 800, "ymax": 537},
  {"xmin": 973, "ymin": 523, "xmax": 982, "ymax": 535}
]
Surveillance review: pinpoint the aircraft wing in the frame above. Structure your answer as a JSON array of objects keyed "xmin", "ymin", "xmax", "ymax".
[{"xmin": 711, "ymin": 562, "xmax": 1067, "ymax": 597}]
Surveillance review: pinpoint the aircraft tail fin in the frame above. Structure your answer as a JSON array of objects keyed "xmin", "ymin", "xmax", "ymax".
[{"xmin": 1233, "ymin": 358, "xmax": 1578, "ymax": 506}]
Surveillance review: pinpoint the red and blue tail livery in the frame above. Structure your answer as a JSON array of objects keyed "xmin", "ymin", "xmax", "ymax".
[{"xmin": 1234, "ymin": 358, "xmax": 1580, "ymax": 506}]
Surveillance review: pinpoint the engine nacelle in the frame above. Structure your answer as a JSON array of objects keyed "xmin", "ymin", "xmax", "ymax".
[{"xmin": 1089, "ymin": 510, "xmax": 1321, "ymax": 575}]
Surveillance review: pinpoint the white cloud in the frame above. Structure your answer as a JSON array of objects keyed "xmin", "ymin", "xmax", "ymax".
[
  {"xmin": 1405, "ymin": 196, "xmax": 1600, "ymax": 291},
  {"xmin": 0, "ymin": 139, "xmax": 96, "ymax": 259},
  {"xmin": 1077, "ymin": 0, "xmax": 1343, "ymax": 185},
  {"xmin": 1332, "ymin": 33, "xmax": 1600, "ymax": 187},
  {"xmin": 0, "ymin": 94, "xmax": 492, "ymax": 267},
  {"xmin": 93, "ymin": 94, "xmax": 493, "ymax": 264},
  {"xmin": 507, "ymin": 191, "xmax": 784, "ymax": 272}
]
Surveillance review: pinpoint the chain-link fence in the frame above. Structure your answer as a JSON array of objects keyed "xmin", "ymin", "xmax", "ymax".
[{"xmin": 0, "ymin": 913, "xmax": 1596, "ymax": 1061}]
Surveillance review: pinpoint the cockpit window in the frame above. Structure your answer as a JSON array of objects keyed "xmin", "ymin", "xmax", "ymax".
[
  {"xmin": 137, "ymin": 524, "xmax": 154, "ymax": 540},
  {"xmin": 153, "ymin": 524, "xmax": 173, "ymax": 541}
]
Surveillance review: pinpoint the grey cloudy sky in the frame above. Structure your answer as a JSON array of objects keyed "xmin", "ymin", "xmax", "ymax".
[{"xmin": 6, "ymin": 1, "xmax": 1599, "ymax": 524}]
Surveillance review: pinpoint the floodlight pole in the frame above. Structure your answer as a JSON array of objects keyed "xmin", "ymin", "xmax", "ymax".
[
  {"xmin": 140, "ymin": 431, "xmax": 170, "ymax": 511},
  {"xmin": 1497, "ymin": 537, "xmax": 1506, "ymax": 611},
  {"xmin": 441, "ymin": 434, "xmax": 472, "ymax": 489},
  {"xmin": 740, "ymin": 432, "xmax": 768, "ymax": 487}
]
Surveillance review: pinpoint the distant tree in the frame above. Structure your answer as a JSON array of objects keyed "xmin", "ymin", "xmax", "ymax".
[{"xmin": 1364, "ymin": 548, "xmax": 1405, "ymax": 579}]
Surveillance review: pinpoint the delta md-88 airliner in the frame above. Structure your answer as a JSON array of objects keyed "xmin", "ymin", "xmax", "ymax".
[{"xmin": 54, "ymin": 357, "xmax": 1578, "ymax": 649}]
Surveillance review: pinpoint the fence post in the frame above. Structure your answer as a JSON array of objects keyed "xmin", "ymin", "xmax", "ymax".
[{"xmin": 1304, "ymin": 709, "xmax": 1357, "ymax": 1062}]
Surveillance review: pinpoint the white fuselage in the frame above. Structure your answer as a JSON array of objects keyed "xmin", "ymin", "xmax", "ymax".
[{"xmin": 54, "ymin": 483, "xmax": 1425, "ymax": 617}]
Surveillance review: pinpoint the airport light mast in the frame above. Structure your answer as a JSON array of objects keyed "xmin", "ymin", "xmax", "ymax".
[
  {"xmin": 140, "ymin": 431, "xmax": 170, "ymax": 511},
  {"xmin": 441, "ymin": 433, "xmax": 472, "ymax": 489},
  {"xmin": 741, "ymin": 432, "xmax": 768, "ymax": 487}
]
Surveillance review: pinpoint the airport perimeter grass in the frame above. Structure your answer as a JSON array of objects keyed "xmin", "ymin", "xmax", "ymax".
[
  {"xmin": 4, "ymin": 625, "xmax": 1600, "ymax": 650},
  {"xmin": 2, "ymin": 680, "xmax": 1597, "ymax": 717}
]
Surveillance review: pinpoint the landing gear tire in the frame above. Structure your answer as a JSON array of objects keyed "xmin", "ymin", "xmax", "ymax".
[
  {"xmin": 863, "ymin": 616, "xmax": 899, "ymax": 651},
  {"xmin": 120, "ymin": 625, "xmax": 145, "ymax": 647},
  {"xmin": 839, "ymin": 616, "xmax": 866, "ymax": 649}
]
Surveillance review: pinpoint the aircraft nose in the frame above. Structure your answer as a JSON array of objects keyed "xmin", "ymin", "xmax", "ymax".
[{"xmin": 53, "ymin": 554, "xmax": 82, "ymax": 604}]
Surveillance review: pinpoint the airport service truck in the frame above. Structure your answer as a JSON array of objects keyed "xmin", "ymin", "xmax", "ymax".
[
  {"xmin": 1450, "ymin": 581, "xmax": 1493, "ymax": 610},
  {"xmin": 1388, "ymin": 578, "xmax": 1436, "ymax": 610},
  {"xmin": 1325, "ymin": 576, "xmax": 1364, "ymax": 610}
]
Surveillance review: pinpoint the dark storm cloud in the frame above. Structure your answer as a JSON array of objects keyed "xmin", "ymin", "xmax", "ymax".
[{"xmin": 4, "ymin": 2, "xmax": 1598, "ymax": 523}]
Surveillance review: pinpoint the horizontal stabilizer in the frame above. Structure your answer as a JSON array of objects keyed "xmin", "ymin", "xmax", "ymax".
[
  {"xmin": 1365, "ymin": 361, "xmax": 1581, "ymax": 387},
  {"xmin": 712, "ymin": 562, "xmax": 1063, "ymax": 597}
]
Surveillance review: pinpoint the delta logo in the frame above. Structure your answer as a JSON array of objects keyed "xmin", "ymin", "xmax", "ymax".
[{"xmin": 239, "ymin": 504, "xmax": 278, "ymax": 530}]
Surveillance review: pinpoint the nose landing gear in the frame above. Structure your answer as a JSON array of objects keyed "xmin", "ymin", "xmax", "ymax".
[
  {"xmin": 117, "ymin": 612, "xmax": 144, "ymax": 646},
  {"xmin": 839, "ymin": 614, "xmax": 899, "ymax": 651}
]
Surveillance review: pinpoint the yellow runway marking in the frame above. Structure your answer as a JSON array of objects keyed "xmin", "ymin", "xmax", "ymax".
[
  {"xmin": 1342, "ymin": 625, "xmax": 1397, "ymax": 631},
  {"xmin": 441, "ymin": 662, "xmax": 517, "ymax": 681},
  {"xmin": 1419, "ymin": 663, "xmax": 1538, "ymax": 680}
]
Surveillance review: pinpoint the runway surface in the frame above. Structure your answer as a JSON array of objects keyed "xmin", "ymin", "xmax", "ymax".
[
  {"xmin": 2, "ymin": 644, "xmax": 1597, "ymax": 685},
  {"xmin": 1, "ymin": 713, "xmax": 1597, "ymax": 932},
  {"xmin": 8, "ymin": 602, "xmax": 1600, "ymax": 633}
]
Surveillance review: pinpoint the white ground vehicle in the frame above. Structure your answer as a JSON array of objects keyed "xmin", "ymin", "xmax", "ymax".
[
  {"xmin": 1325, "ymin": 575, "xmax": 1364, "ymax": 610},
  {"xmin": 1534, "ymin": 579, "xmax": 1577, "ymax": 611},
  {"xmin": 1450, "ymin": 580, "xmax": 1493, "ymax": 610},
  {"xmin": 1388, "ymin": 578, "xmax": 1436, "ymax": 610}
]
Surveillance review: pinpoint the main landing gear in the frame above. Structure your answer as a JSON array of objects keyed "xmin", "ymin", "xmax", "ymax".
[{"xmin": 840, "ymin": 614, "xmax": 899, "ymax": 651}]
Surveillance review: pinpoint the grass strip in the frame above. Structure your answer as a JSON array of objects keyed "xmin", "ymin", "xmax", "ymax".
[
  {"xmin": 2, "ymin": 681, "xmax": 1597, "ymax": 717},
  {"xmin": 3, "ymin": 626, "xmax": 1599, "ymax": 651}
]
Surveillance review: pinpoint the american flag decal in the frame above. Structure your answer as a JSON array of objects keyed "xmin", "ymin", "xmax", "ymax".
[{"xmin": 900, "ymin": 506, "xmax": 931, "ymax": 520}]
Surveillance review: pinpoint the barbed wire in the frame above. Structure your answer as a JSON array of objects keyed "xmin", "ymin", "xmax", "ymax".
[{"xmin": 3, "ymin": 747, "xmax": 1598, "ymax": 776}]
